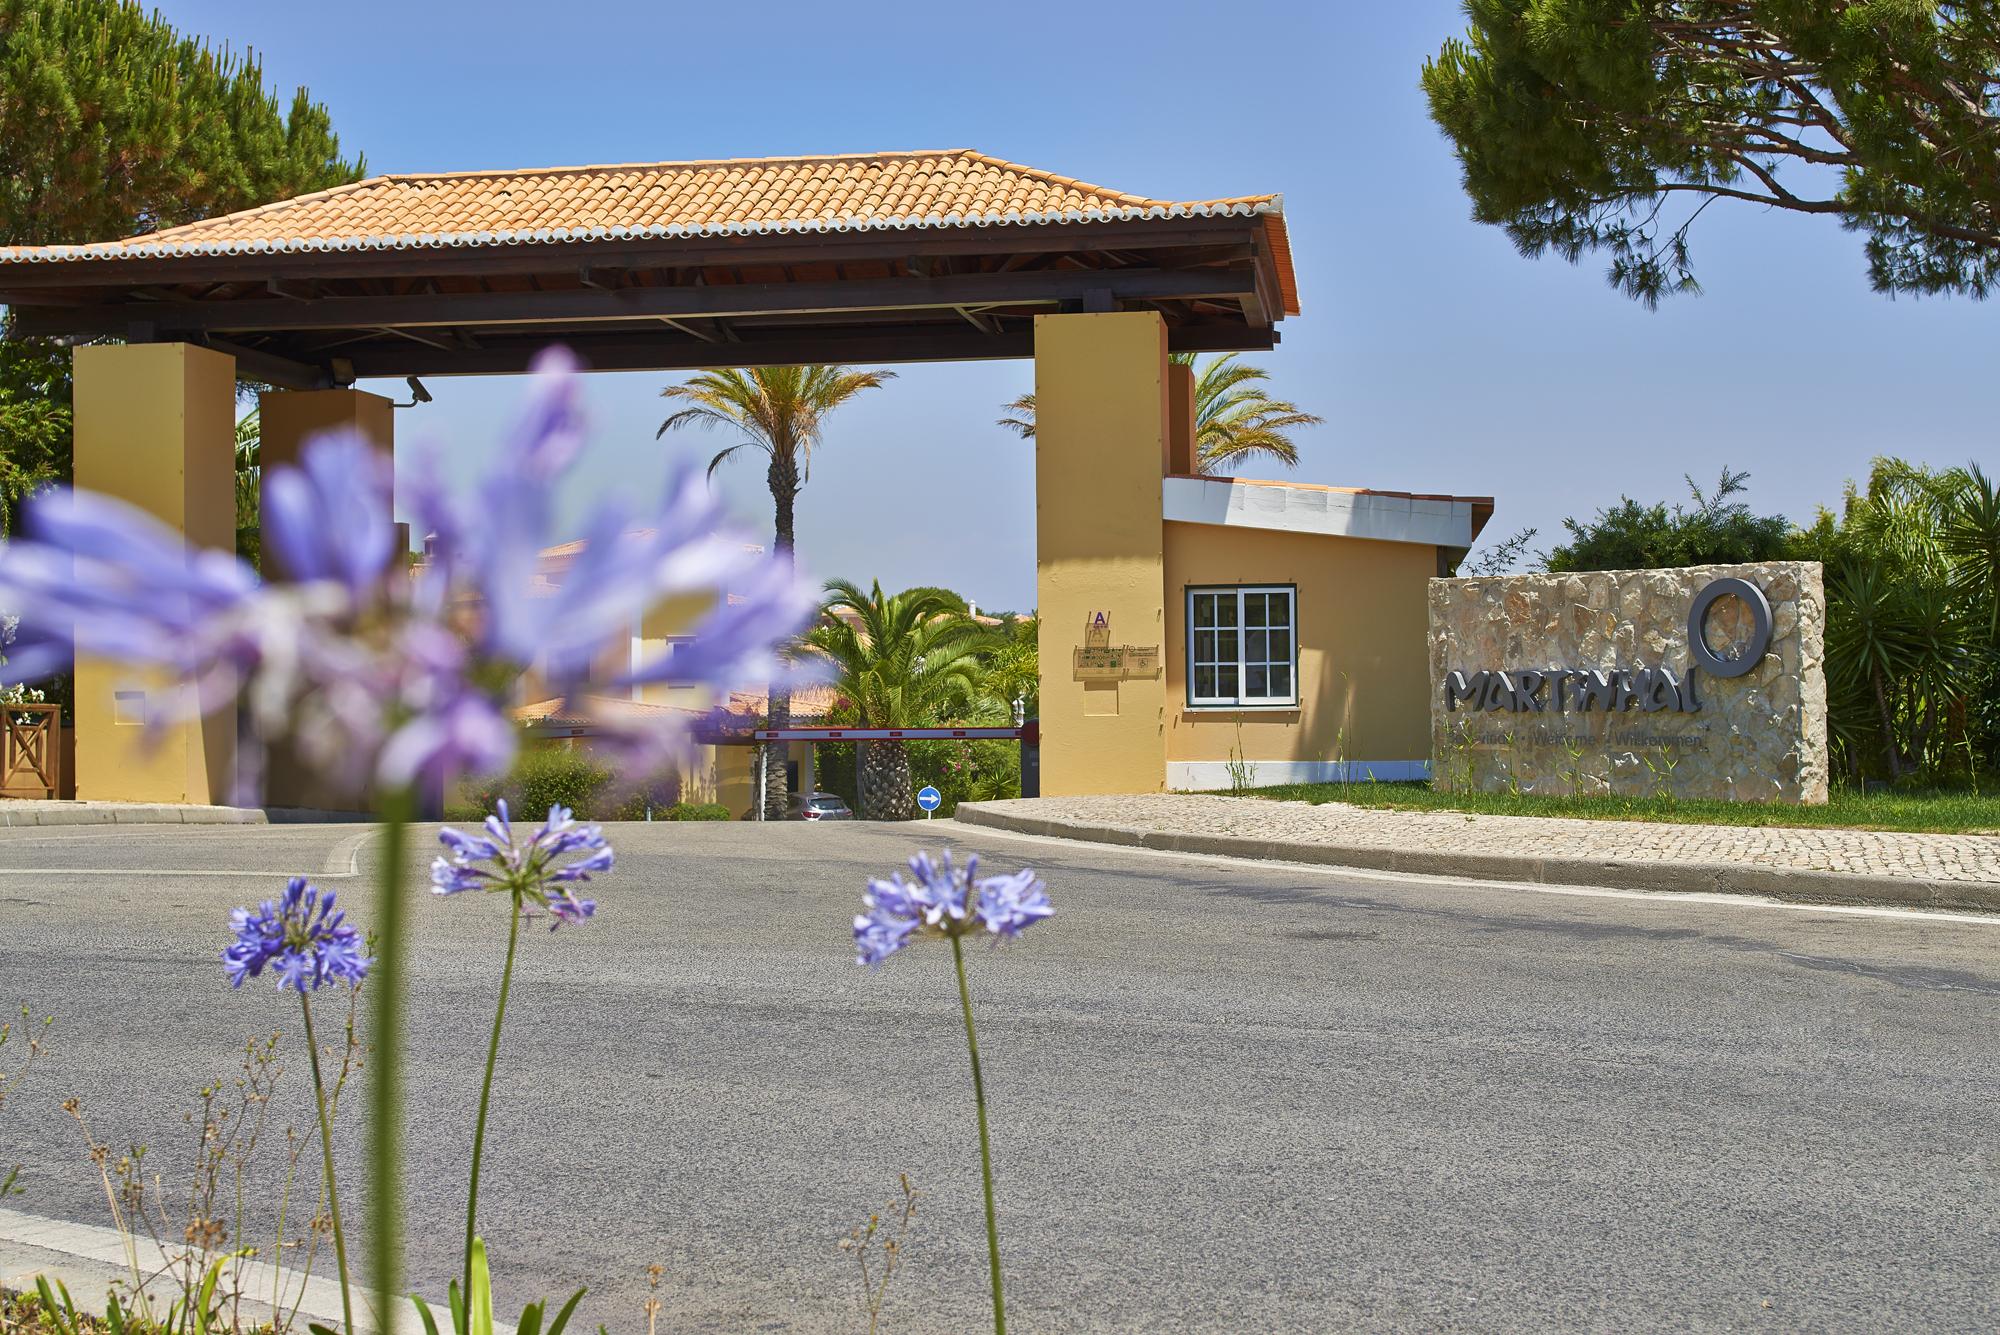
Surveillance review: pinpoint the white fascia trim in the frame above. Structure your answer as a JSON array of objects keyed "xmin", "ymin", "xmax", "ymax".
[
  {"xmin": 1163, "ymin": 476, "xmax": 1476, "ymax": 548},
  {"xmin": 0, "ymin": 200, "xmax": 1283, "ymax": 265},
  {"xmin": 1168, "ymin": 760, "xmax": 1431, "ymax": 790}
]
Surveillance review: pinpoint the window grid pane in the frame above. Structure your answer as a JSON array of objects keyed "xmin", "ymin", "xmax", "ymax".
[
  {"xmin": 1189, "ymin": 588, "xmax": 1295, "ymax": 706},
  {"xmin": 1189, "ymin": 593, "xmax": 1228, "ymax": 703}
]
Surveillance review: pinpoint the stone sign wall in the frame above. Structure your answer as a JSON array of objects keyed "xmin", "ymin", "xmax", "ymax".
[{"xmin": 1427, "ymin": 562, "xmax": 1828, "ymax": 804}]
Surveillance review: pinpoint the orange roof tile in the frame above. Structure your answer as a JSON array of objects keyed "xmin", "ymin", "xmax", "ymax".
[
  {"xmin": 0, "ymin": 151, "xmax": 1289, "ymax": 297},
  {"xmin": 724, "ymin": 685, "xmax": 844, "ymax": 721},
  {"xmin": 513, "ymin": 694, "xmax": 703, "ymax": 727}
]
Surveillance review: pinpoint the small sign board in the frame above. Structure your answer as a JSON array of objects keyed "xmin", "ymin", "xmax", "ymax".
[
  {"xmin": 1073, "ymin": 645, "xmax": 1161, "ymax": 680},
  {"xmin": 916, "ymin": 785, "xmax": 943, "ymax": 816},
  {"xmin": 1074, "ymin": 610, "xmax": 1159, "ymax": 681}
]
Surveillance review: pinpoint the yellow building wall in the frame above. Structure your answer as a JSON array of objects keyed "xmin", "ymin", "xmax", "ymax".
[
  {"xmin": 715, "ymin": 744, "xmax": 755, "ymax": 816},
  {"xmin": 1033, "ymin": 312, "xmax": 1169, "ymax": 796},
  {"xmin": 1163, "ymin": 522, "xmax": 1438, "ymax": 773},
  {"xmin": 72, "ymin": 343, "xmax": 239, "ymax": 804},
  {"xmin": 257, "ymin": 389, "xmax": 393, "ymax": 473},
  {"xmin": 632, "ymin": 591, "xmax": 722, "ymax": 713},
  {"xmin": 257, "ymin": 389, "xmax": 395, "ymax": 810}
]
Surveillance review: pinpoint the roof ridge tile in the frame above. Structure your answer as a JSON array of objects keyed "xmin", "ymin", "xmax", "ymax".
[{"xmin": 0, "ymin": 149, "xmax": 1293, "ymax": 315}]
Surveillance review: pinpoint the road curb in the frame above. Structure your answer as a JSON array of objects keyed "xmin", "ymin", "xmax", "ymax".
[
  {"xmin": 952, "ymin": 803, "xmax": 2000, "ymax": 914},
  {"xmin": 0, "ymin": 1206, "xmax": 421, "ymax": 1334},
  {"xmin": 0, "ymin": 802, "xmax": 266, "ymax": 826},
  {"xmin": 0, "ymin": 804, "xmax": 376, "ymax": 827}
]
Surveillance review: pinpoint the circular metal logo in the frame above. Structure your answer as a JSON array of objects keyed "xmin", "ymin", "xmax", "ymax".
[{"xmin": 1686, "ymin": 577, "xmax": 1772, "ymax": 679}]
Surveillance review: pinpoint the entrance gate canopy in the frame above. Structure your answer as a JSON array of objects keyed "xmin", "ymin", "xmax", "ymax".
[{"xmin": 0, "ymin": 149, "xmax": 1299, "ymax": 388}]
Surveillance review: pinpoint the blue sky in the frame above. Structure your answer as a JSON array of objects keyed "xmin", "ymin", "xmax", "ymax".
[{"xmin": 162, "ymin": 0, "xmax": 1995, "ymax": 611}]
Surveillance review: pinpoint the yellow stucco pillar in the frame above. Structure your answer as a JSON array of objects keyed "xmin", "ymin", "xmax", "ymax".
[
  {"xmin": 258, "ymin": 388, "xmax": 393, "ymax": 476},
  {"xmin": 257, "ymin": 389, "xmax": 395, "ymax": 810},
  {"xmin": 1033, "ymin": 312, "xmax": 1169, "ymax": 796},
  {"xmin": 72, "ymin": 342, "xmax": 239, "ymax": 804},
  {"xmin": 1166, "ymin": 360, "xmax": 1197, "ymax": 476}
]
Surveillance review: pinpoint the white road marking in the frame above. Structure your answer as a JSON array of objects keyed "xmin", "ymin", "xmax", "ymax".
[
  {"xmin": 940, "ymin": 820, "xmax": 2000, "ymax": 928},
  {"xmin": 327, "ymin": 826, "xmax": 378, "ymax": 877}
]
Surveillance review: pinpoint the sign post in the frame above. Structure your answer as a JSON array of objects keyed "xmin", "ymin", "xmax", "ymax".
[{"xmin": 916, "ymin": 785, "xmax": 942, "ymax": 819}]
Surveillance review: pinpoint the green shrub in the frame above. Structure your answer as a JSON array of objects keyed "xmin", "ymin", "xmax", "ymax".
[
  {"xmin": 910, "ymin": 735, "xmax": 1020, "ymax": 815},
  {"xmin": 458, "ymin": 756, "xmax": 725, "ymax": 822},
  {"xmin": 507, "ymin": 747, "xmax": 612, "ymax": 820}
]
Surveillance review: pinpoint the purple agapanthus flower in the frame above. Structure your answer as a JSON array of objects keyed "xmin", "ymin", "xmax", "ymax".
[
  {"xmin": 431, "ymin": 799, "xmax": 613, "ymax": 930},
  {"xmin": 0, "ymin": 347, "xmax": 819, "ymax": 801},
  {"xmin": 223, "ymin": 878, "xmax": 372, "ymax": 992},
  {"xmin": 855, "ymin": 849, "xmax": 1052, "ymax": 967}
]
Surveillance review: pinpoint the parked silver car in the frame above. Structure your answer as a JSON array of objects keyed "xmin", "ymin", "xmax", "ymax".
[{"xmin": 788, "ymin": 791, "xmax": 855, "ymax": 821}]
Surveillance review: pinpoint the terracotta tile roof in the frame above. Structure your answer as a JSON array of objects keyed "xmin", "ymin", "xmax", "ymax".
[
  {"xmin": 513, "ymin": 694, "xmax": 703, "ymax": 728},
  {"xmin": 724, "ymin": 685, "xmax": 844, "ymax": 721},
  {"xmin": 536, "ymin": 529, "xmax": 762, "ymax": 568},
  {"xmin": 0, "ymin": 148, "xmax": 1285, "ymax": 265}
]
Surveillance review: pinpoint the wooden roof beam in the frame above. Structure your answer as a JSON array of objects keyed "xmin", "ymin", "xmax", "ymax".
[
  {"xmin": 11, "ymin": 266, "xmax": 1258, "ymax": 338},
  {"xmin": 322, "ymin": 320, "xmax": 1275, "ymax": 379}
]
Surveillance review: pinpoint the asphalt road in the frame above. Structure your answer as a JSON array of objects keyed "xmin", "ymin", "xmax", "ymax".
[{"xmin": 0, "ymin": 818, "xmax": 1996, "ymax": 1333}]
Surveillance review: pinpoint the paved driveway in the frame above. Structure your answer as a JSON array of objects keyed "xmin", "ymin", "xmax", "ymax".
[{"xmin": 1, "ymin": 819, "xmax": 1996, "ymax": 1332}]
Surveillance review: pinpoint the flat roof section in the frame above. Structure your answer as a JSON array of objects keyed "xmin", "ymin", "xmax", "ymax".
[{"xmin": 1163, "ymin": 474, "xmax": 1495, "ymax": 550}]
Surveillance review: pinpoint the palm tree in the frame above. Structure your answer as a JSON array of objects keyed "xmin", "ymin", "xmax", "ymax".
[
  {"xmin": 996, "ymin": 352, "xmax": 1321, "ymax": 473},
  {"xmin": 1804, "ymin": 458, "xmax": 2000, "ymax": 781},
  {"xmin": 234, "ymin": 408, "xmax": 261, "ymax": 564},
  {"xmin": 806, "ymin": 579, "xmax": 988, "ymax": 819},
  {"xmin": 658, "ymin": 365, "xmax": 894, "ymax": 818},
  {"xmin": 983, "ymin": 613, "xmax": 1040, "ymax": 718}
]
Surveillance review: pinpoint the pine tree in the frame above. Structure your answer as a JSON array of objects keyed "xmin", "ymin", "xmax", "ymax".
[
  {"xmin": 0, "ymin": 0, "xmax": 364, "ymax": 519},
  {"xmin": 1424, "ymin": 2, "xmax": 2000, "ymax": 303},
  {"xmin": 0, "ymin": 0, "xmax": 362, "ymax": 246}
]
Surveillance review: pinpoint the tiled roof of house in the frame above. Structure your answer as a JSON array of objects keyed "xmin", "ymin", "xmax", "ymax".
[
  {"xmin": 514, "ymin": 694, "xmax": 703, "ymax": 728},
  {"xmin": 724, "ymin": 685, "xmax": 844, "ymax": 722},
  {"xmin": 0, "ymin": 151, "xmax": 1291, "ymax": 304}
]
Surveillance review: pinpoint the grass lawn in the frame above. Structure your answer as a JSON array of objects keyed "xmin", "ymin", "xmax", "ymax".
[{"xmin": 1225, "ymin": 780, "xmax": 2000, "ymax": 835}]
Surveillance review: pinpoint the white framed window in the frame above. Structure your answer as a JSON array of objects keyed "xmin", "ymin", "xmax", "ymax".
[{"xmin": 1186, "ymin": 585, "xmax": 1297, "ymax": 707}]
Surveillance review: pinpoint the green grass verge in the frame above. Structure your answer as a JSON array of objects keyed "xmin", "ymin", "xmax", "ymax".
[{"xmin": 1222, "ymin": 780, "xmax": 2000, "ymax": 834}]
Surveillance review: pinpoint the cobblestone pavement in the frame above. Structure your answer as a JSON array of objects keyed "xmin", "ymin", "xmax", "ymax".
[{"xmin": 966, "ymin": 794, "xmax": 2000, "ymax": 885}]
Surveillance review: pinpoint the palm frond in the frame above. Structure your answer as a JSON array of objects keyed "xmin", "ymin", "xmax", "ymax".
[
  {"xmin": 805, "ymin": 578, "xmax": 994, "ymax": 726},
  {"xmin": 996, "ymin": 393, "xmax": 1037, "ymax": 440},
  {"xmin": 994, "ymin": 353, "xmax": 1317, "ymax": 472}
]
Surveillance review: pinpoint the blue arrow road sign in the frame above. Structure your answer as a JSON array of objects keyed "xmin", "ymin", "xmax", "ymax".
[{"xmin": 916, "ymin": 785, "xmax": 943, "ymax": 815}]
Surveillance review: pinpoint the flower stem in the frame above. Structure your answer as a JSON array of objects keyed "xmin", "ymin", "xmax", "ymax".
[
  {"xmin": 950, "ymin": 933, "xmax": 1006, "ymax": 1335},
  {"xmin": 463, "ymin": 895, "xmax": 522, "ymax": 1304},
  {"xmin": 300, "ymin": 994, "xmax": 356, "ymax": 1335},
  {"xmin": 369, "ymin": 790, "xmax": 414, "ymax": 1335}
]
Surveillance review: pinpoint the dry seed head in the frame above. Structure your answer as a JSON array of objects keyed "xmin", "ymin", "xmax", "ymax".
[{"xmin": 185, "ymin": 1218, "xmax": 228, "ymax": 1249}]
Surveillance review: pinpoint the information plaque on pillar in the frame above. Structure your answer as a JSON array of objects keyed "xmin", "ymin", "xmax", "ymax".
[{"xmin": 1072, "ymin": 611, "xmax": 1160, "ymax": 681}]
